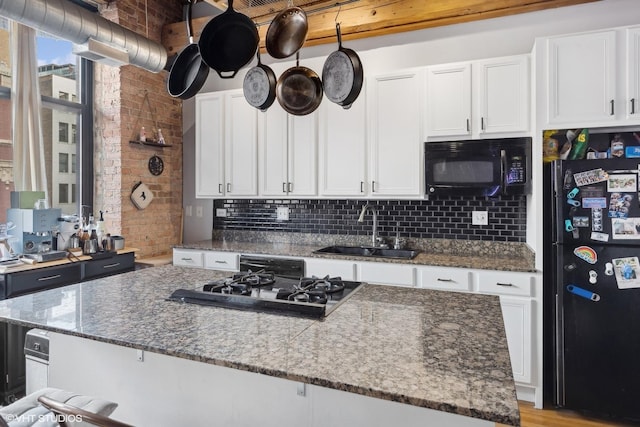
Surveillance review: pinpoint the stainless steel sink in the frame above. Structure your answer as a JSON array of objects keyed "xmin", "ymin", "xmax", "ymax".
[{"xmin": 313, "ymin": 245, "xmax": 420, "ymax": 260}]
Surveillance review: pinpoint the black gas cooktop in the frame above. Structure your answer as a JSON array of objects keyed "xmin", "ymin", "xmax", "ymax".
[{"xmin": 167, "ymin": 271, "xmax": 365, "ymax": 318}]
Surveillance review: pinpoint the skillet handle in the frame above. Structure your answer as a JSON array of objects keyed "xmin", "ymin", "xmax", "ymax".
[{"xmin": 215, "ymin": 69, "xmax": 239, "ymax": 79}]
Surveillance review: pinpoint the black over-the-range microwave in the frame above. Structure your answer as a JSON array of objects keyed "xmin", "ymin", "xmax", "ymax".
[{"xmin": 424, "ymin": 137, "xmax": 532, "ymax": 196}]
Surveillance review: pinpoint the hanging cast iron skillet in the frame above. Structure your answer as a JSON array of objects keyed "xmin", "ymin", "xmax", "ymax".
[
  {"xmin": 266, "ymin": 5, "xmax": 308, "ymax": 59},
  {"xmin": 322, "ymin": 23, "xmax": 364, "ymax": 109},
  {"xmin": 198, "ymin": 0, "xmax": 259, "ymax": 79},
  {"xmin": 243, "ymin": 47, "xmax": 277, "ymax": 111},
  {"xmin": 276, "ymin": 52, "xmax": 323, "ymax": 116},
  {"xmin": 167, "ymin": 0, "xmax": 209, "ymax": 99}
]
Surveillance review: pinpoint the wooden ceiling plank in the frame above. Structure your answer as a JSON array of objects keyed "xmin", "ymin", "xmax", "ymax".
[{"xmin": 161, "ymin": 0, "xmax": 600, "ymax": 57}]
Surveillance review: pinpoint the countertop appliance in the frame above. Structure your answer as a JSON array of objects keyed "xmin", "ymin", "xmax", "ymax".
[
  {"xmin": 168, "ymin": 255, "xmax": 365, "ymax": 318},
  {"xmin": 425, "ymin": 137, "xmax": 531, "ymax": 196},
  {"xmin": 550, "ymin": 157, "xmax": 640, "ymax": 423},
  {"xmin": 6, "ymin": 208, "xmax": 61, "ymax": 255}
]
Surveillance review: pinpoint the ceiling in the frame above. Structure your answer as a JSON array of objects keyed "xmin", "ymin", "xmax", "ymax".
[{"xmin": 161, "ymin": 0, "xmax": 600, "ymax": 57}]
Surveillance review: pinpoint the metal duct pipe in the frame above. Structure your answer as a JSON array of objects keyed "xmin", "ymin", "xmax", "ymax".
[{"xmin": 0, "ymin": 0, "xmax": 167, "ymax": 73}]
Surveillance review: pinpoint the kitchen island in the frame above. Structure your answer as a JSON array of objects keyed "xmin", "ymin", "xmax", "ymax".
[{"xmin": 0, "ymin": 265, "xmax": 520, "ymax": 426}]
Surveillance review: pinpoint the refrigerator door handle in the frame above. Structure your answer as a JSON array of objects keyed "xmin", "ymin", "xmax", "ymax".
[
  {"xmin": 500, "ymin": 149, "xmax": 507, "ymax": 193},
  {"xmin": 555, "ymin": 292, "xmax": 564, "ymax": 405}
]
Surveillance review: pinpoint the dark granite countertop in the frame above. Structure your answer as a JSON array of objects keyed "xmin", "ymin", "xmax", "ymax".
[
  {"xmin": 0, "ymin": 265, "xmax": 520, "ymax": 426},
  {"xmin": 176, "ymin": 237, "xmax": 536, "ymax": 273}
]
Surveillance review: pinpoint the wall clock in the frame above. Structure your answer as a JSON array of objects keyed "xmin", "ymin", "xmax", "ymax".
[{"xmin": 148, "ymin": 154, "xmax": 164, "ymax": 176}]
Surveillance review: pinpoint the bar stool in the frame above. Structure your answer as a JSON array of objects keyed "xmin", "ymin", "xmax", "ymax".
[{"xmin": 0, "ymin": 387, "xmax": 132, "ymax": 427}]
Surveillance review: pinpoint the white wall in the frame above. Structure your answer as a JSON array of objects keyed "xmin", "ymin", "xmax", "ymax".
[{"xmin": 182, "ymin": 0, "xmax": 640, "ymax": 245}]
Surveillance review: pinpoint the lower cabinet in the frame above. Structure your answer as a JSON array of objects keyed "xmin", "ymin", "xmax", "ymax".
[
  {"xmin": 497, "ymin": 296, "xmax": 533, "ymax": 384},
  {"xmin": 357, "ymin": 262, "xmax": 416, "ymax": 287},
  {"xmin": 4, "ymin": 263, "xmax": 82, "ymax": 299},
  {"xmin": 204, "ymin": 251, "xmax": 239, "ymax": 271},
  {"xmin": 82, "ymin": 252, "xmax": 135, "ymax": 280},
  {"xmin": 172, "ymin": 249, "xmax": 205, "ymax": 268},
  {"xmin": 305, "ymin": 258, "xmax": 356, "ymax": 280}
]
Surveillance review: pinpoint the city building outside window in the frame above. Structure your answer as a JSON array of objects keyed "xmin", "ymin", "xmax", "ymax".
[{"xmin": 0, "ymin": 17, "xmax": 94, "ymax": 222}]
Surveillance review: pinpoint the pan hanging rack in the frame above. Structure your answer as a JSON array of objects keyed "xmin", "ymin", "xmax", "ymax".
[{"xmin": 205, "ymin": 0, "xmax": 360, "ymax": 25}]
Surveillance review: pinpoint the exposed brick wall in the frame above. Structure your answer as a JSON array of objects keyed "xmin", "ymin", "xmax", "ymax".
[{"xmin": 95, "ymin": 1, "xmax": 183, "ymax": 258}]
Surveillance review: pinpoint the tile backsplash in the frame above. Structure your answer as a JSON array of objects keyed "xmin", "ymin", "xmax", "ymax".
[{"xmin": 213, "ymin": 196, "xmax": 527, "ymax": 243}]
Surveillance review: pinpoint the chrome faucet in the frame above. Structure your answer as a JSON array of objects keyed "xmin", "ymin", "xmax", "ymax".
[{"xmin": 358, "ymin": 203, "xmax": 387, "ymax": 248}]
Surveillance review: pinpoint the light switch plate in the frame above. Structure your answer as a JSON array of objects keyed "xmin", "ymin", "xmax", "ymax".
[
  {"xmin": 276, "ymin": 207, "xmax": 289, "ymax": 221},
  {"xmin": 216, "ymin": 208, "xmax": 227, "ymax": 217},
  {"xmin": 472, "ymin": 210, "xmax": 489, "ymax": 226},
  {"xmin": 196, "ymin": 206, "xmax": 203, "ymax": 218}
]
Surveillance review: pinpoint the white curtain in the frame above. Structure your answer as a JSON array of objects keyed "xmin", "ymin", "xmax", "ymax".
[{"xmin": 10, "ymin": 21, "xmax": 48, "ymax": 195}]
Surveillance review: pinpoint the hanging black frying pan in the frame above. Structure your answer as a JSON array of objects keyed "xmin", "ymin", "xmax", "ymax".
[
  {"xmin": 276, "ymin": 52, "xmax": 323, "ymax": 116},
  {"xmin": 322, "ymin": 23, "xmax": 364, "ymax": 109},
  {"xmin": 167, "ymin": 0, "xmax": 209, "ymax": 99},
  {"xmin": 243, "ymin": 46, "xmax": 277, "ymax": 111},
  {"xmin": 198, "ymin": 0, "xmax": 259, "ymax": 79},
  {"xmin": 265, "ymin": 4, "xmax": 308, "ymax": 59}
]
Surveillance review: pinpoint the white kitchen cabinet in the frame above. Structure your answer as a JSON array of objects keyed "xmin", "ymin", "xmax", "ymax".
[
  {"xmin": 498, "ymin": 296, "xmax": 533, "ymax": 385},
  {"xmin": 195, "ymin": 92, "xmax": 224, "ymax": 198},
  {"xmin": 476, "ymin": 56, "xmax": 530, "ymax": 135},
  {"xmin": 425, "ymin": 56, "xmax": 529, "ymax": 139},
  {"xmin": 425, "ymin": 62, "xmax": 472, "ymax": 138},
  {"xmin": 545, "ymin": 30, "xmax": 617, "ymax": 126},
  {"xmin": 305, "ymin": 257, "xmax": 357, "ymax": 280},
  {"xmin": 225, "ymin": 91, "xmax": 259, "ymax": 196},
  {"xmin": 259, "ymin": 102, "xmax": 317, "ymax": 197},
  {"xmin": 318, "ymin": 94, "xmax": 367, "ymax": 197},
  {"xmin": 357, "ymin": 261, "xmax": 415, "ymax": 287},
  {"xmin": 368, "ymin": 71, "xmax": 423, "ymax": 197},
  {"xmin": 172, "ymin": 249, "xmax": 204, "ymax": 268},
  {"xmin": 626, "ymin": 26, "xmax": 640, "ymax": 120},
  {"xmin": 204, "ymin": 251, "xmax": 239, "ymax": 271},
  {"xmin": 194, "ymin": 90, "xmax": 258, "ymax": 198},
  {"xmin": 417, "ymin": 265, "xmax": 472, "ymax": 292}
]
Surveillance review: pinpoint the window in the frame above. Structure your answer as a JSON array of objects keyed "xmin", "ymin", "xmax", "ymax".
[
  {"xmin": 59, "ymin": 122, "xmax": 69, "ymax": 143},
  {"xmin": 59, "ymin": 183, "xmax": 68, "ymax": 204},
  {"xmin": 59, "ymin": 153, "xmax": 69, "ymax": 173},
  {"xmin": 0, "ymin": 17, "xmax": 94, "ymax": 221}
]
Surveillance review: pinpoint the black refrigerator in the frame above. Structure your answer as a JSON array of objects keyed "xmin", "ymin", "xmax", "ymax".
[{"xmin": 551, "ymin": 157, "xmax": 640, "ymax": 423}]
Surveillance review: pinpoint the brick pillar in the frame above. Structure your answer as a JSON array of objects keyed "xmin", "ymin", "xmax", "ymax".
[{"xmin": 94, "ymin": 1, "xmax": 183, "ymax": 258}]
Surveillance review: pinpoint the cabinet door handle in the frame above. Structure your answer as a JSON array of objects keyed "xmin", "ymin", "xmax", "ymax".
[
  {"xmin": 496, "ymin": 282, "xmax": 514, "ymax": 287},
  {"xmin": 631, "ymin": 98, "xmax": 636, "ymax": 115},
  {"xmin": 481, "ymin": 117, "xmax": 485, "ymax": 130},
  {"xmin": 437, "ymin": 278, "xmax": 454, "ymax": 282},
  {"xmin": 288, "ymin": 182, "xmax": 293, "ymax": 192},
  {"xmin": 181, "ymin": 257, "xmax": 193, "ymax": 261},
  {"xmin": 283, "ymin": 182, "xmax": 287, "ymax": 193},
  {"xmin": 226, "ymin": 183, "xmax": 231, "ymax": 192},
  {"xmin": 371, "ymin": 181, "xmax": 376, "ymax": 192},
  {"xmin": 466, "ymin": 118, "xmax": 470, "ymax": 132},
  {"xmin": 214, "ymin": 260, "xmax": 228, "ymax": 264},
  {"xmin": 218, "ymin": 183, "xmax": 223, "ymax": 194},
  {"xmin": 360, "ymin": 181, "xmax": 364, "ymax": 193},
  {"xmin": 610, "ymin": 99, "xmax": 615, "ymax": 116},
  {"xmin": 103, "ymin": 263, "xmax": 121, "ymax": 269},
  {"xmin": 38, "ymin": 274, "xmax": 61, "ymax": 282}
]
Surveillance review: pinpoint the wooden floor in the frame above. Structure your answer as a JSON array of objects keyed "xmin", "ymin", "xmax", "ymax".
[{"xmin": 497, "ymin": 402, "xmax": 636, "ymax": 427}]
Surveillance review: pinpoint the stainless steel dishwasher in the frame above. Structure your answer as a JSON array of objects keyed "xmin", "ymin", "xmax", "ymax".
[{"xmin": 24, "ymin": 329, "xmax": 50, "ymax": 395}]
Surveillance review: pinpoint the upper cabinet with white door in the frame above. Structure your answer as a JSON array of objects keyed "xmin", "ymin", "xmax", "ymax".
[
  {"xmin": 368, "ymin": 70, "xmax": 423, "ymax": 197},
  {"xmin": 195, "ymin": 90, "xmax": 258, "ymax": 198},
  {"xmin": 318, "ymin": 94, "xmax": 367, "ymax": 197},
  {"xmin": 540, "ymin": 25, "xmax": 640, "ymax": 128},
  {"xmin": 425, "ymin": 55, "xmax": 530, "ymax": 139},
  {"xmin": 258, "ymin": 102, "xmax": 317, "ymax": 197}
]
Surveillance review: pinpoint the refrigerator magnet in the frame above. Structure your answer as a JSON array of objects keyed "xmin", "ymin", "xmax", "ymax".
[
  {"xmin": 573, "ymin": 168, "xmax": 609, "ymax": 186},
  {"xmin": 612, "ymin": 257, "xmax": 640, "ymax": 289},
  {"xmin": 573, "ymin": 216, "xmax": 589, "ymax": 227},
  {"xmin": 582, "ymin": 198, "xmax": 607, "ymax": 209},
  {"xmin": 607, "ymin": 174, "xmax": 637, "ymax": 192},
  {"xmin": 566, "ymin": 284, "xmax": 601, "ymax": 302},
  {"xmin": 611, "ymin": 218, "xmax": 640, "ymax": 239},
  {"xmin": 608, "ymin": 193, "xmax": 633, "ymax": 218},
  {"xmin": 592, "ymin": 208, "xmax": 603, "ymax": 231},
  {"xmin": 590, "ymin": 231, "xmax": 609, "ymax": 242},
  {"xmin": 574, "ymin": 246, "xmax": 598, "ymax": 264}
]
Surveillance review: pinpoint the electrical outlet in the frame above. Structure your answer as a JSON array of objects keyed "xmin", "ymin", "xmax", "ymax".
[
  {"xmin": 185, "ymin": 205, "xmax": 192, "ymax": 217},
  {"xmin": 216, "ymin": 208, "xmax": 227, "ymax": 217},
  {"xmin": 136, "ymin": 349, "xmax": 144, "ymax": 362},
  {"xmin": 196, "ymin": 206, "xmax": 203, "ymax": 218},
  {"xmin": 472, "ymin": 210, "xmax": 489, "ymax": 226},
  {"xmin": 276, "ymin": 207, "xmax": 289, "ymax": 221}
]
